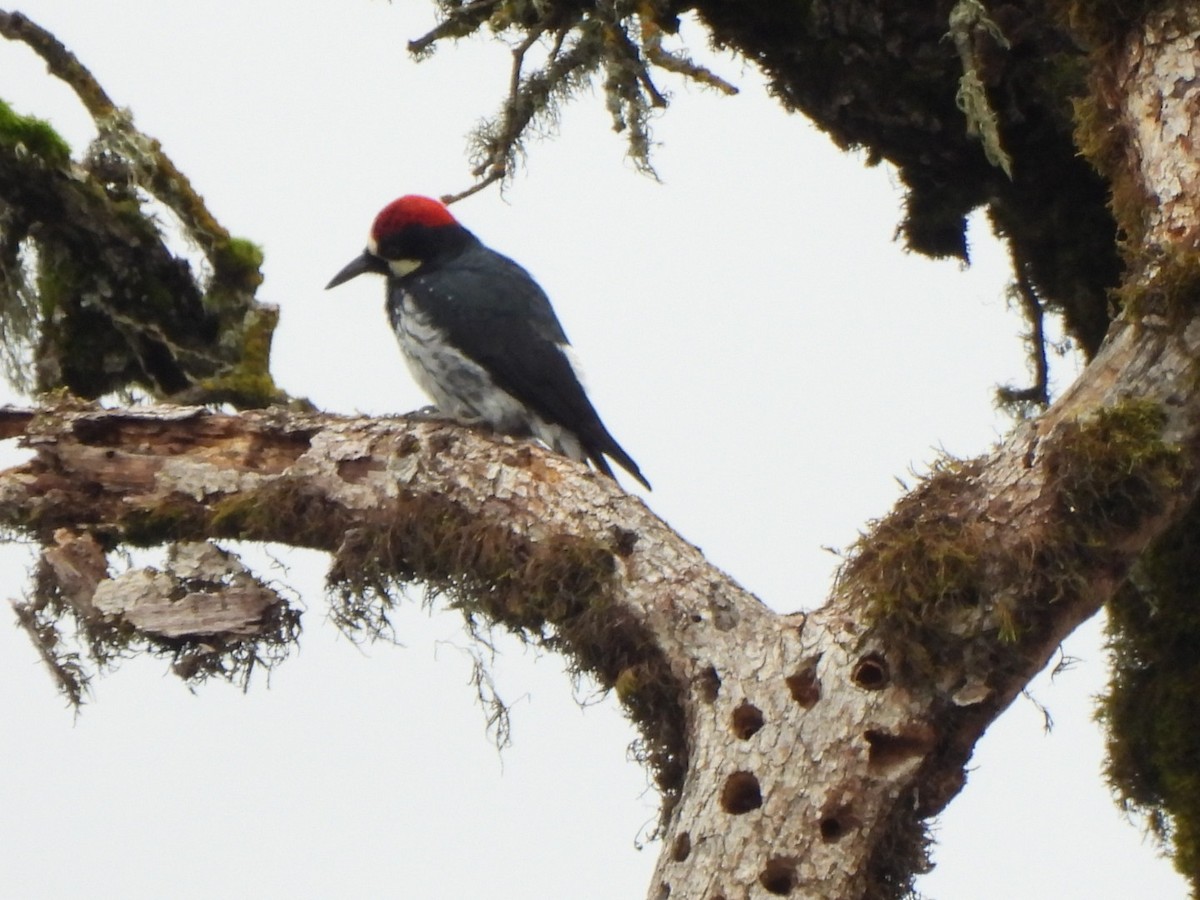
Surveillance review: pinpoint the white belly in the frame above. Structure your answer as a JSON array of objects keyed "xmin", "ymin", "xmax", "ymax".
[{"xmin": 389, "ymin": 293, "xmax": 586, "ymax": 461}]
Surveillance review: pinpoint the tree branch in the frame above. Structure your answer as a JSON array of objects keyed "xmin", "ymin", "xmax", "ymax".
[
  {"xmin": 6, "ymin": 4, "xmax": 1200, "ymax": 896},
  {"xmin": 0, "ymin": 10, "xmax": 281, "ymax": 406},
  {"xmin": 6, "ymin": 277, "xmax": 1200, "ymax": 897}
]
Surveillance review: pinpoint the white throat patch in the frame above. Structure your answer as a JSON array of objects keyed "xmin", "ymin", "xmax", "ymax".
[
  {"xmin": 387, "ymin": 258, "xmax": 422, "ymax": 277},
  {"xmin": 365, "ymin": 235, "xmax": 422, "ymax": 278}
]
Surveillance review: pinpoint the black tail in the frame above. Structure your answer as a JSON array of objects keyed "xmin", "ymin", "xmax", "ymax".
[{"xmin": 587, "ymin": 434, "xmax": 651, "ymax": 491}]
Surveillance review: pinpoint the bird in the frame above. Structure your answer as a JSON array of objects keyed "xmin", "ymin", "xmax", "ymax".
[{"xmin": 326, "ymin": 195, "xmax": 650, "ymax": 490}]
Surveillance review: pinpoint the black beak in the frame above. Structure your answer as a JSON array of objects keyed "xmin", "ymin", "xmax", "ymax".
[{"xmin": 326, "ymin": 251, "xmax": 388, "ymax": 289}]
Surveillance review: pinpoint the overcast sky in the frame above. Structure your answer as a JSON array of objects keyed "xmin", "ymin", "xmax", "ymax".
[{"xmin": 0, "ymin": 2, "xmax": 1188, "ymax": 897}]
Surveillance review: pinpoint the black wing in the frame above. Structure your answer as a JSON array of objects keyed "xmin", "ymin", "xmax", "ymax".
[{"xmin": 410, "ymin": 245, "xmax": 649, "ymax": 488}]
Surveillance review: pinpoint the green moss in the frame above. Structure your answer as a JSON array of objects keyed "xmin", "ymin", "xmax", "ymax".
[
  {"xmin": 0, "ymin": 97, "xmax": 70, "ymax": 165},
  {"xmin": 172, "ymin": 234, "xmax": 280, "ymax": 407},
  {"xmin": 207, "ymin": 493, "xmax": 266, "ymax": 538},
  {"xmin": 1114, "ymin": 246, "xmax": 1200, "ymax": 326},
  {"xmin": 836, "ymin": 458, "xmax": 995, "ymax": 675},
  {"xmin": 233, "ymin": 303, "xmax": 278, "ymax": 380},
  {"xmin": 119, "ymin": 499, "xmax": 213, "ymax": 546},
  {"xmin": 195, "ymin": 304, "xmax": 282, "ymax": 408},
  {"xmin": 1073, "ymin": 91, "xmax": 1150, "ymax": 251},
  {"xmin": 613, "ymin": 665, "xmax": 641, "ymax": 701},
  {"xmin": 209, "ymin": 477, "xmax": 343, "ymax": 547},
  {"xmin": 1045, "ymin": 400, "xmax": 1184, "ymax": 542},
  {"xmin": 842, "ymin": 401, "xmax": 1182, "ymax": 684},
  {"xmin": 224, "ymin": 236, "xmax": 264, "ymax": 274},
  {"xmin": 1100, "ymin": 496, "xmax": 1200, "ymax": 891},
  {"xmin": 34, "ymin": 242, "xmax": 79, "ymax": 317},
  {"xmin": 209, "ymin": 235, "xmax": 265, "ymax": 298}
]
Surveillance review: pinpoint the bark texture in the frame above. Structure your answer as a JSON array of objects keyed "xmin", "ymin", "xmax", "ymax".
[
  {"xmin": 5, "ymin": 266, "xmax": 1200, "ymax": 897},
  {"xmin": 5, "ymin": 2, "xmax": 1200, "ymax": 898}
]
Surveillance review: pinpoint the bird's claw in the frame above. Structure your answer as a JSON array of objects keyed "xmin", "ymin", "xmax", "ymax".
[
  {"xmin": 405, "ymin": 406, "xmax": 489, "ymax": 429},
  {"xmin": 406, "ymin": 405, "xmax": 446, "ymax": 421}
]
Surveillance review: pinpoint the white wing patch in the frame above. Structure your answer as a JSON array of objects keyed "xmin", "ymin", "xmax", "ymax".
[{"xmin": 560, "ymin": 342, "xmax": 588, "ymax": 388}]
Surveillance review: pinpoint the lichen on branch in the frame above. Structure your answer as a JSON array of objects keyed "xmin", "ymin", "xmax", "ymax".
[
  {"xmin": 0, "ymin": 403, "xmax": 691, "ymax": 825},
  {"xmin": 413, "ymin": 0, "xmax": 736, "ymax": 203},
  {"xmin": 0, "ymin": 10, "xmax": 283, "ymax": 407},
  {"xmin": 16, "ymin": 529, "xmax": 299, "ymax": 705}
]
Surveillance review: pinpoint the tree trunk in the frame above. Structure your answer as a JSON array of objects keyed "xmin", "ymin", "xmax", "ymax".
[
  {"xmin": 8, "ymin": 232, "xmax": 1200, "ymax": 897},
  {"xmin": 4, "ymin": 4, "xmax": 1200, "ymax": 898}
]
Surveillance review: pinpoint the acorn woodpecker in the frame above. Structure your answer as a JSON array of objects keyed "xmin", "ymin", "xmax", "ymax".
[{"xmin": 326, "ymin": 195, "xmax": 650, "ymax": 490}]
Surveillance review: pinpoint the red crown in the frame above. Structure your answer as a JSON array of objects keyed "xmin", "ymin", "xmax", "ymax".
[{"xmin": 371, "ymin": 195, "xmax": 458, "ymax": 240}]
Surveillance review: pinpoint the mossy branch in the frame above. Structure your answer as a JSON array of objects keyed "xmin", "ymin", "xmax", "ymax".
[
  {"xmin": 6, "ymin": 213, "xmax": 1200, "ymax": 888},
  {"xmin": 1102, "ymin": 495, "xmax": 1200, "ymax": 883},
  {"xmin": 0, "ymin": 11, "xmax": 229, "ymax": 260},
  {"xmin": 8, "ymin": 275, "xmax": 1200, "ymax": 893},
  {"xmin": 0, "ymin": 403, "xmax": 697, "ymax": 825},
  {"xmin": 0, "ymin": 10, "xmax": 117, "ymax": 118},
  {"xmin": 0, "ymin": 10, "xmax": 282, "ymax": 407},
  {"xmin": 417, "ymin": 0, "xmax": 737, "ymax": 201}
]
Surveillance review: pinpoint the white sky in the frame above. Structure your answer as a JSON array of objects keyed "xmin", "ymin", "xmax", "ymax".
[{"xmin": 0, "ymin": 2, "xmax": 1187, "ymax": 897}]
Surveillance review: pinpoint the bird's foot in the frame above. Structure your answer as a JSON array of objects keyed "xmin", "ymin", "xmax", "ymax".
[
  {"xmin": 405, "ymin": 406, "xmax": 491, "ymax": 430},
  {"xmin": 405, "ymin": 404, "xmax": 448, "ymax": 421}
]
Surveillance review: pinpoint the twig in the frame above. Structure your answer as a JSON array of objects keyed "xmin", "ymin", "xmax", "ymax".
[
  {"xmin": 642, "ymin": 22, "xmax": 738, "ymax": 96},
  {"xmin": 0, "ymin": 9, "xmax": 233, "ymax": 256},
  {"xmin": 446, "ymin": 26, "xmax": 601, "ymax": 202},
  {"xmin": 408, "ymin": 0, "xmax": 502, "ymax": 56},
  {"xmin": 0, "ymin": 10, "xmax": 117, "ymax": 118},
  {"xmin": 997, "ymin": 263, "xmax": 1051, "ymax": 409},
  {"xmin": 442, "ymin": 173, "xmax": 506, "ymax": 206},
  {"xmin": 12, "ymin": 597, "xmax": 89, "ymax": 708},
  {"xmin": 441, "ymin": 25, "xmax": 549, "ymax": 202}
]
